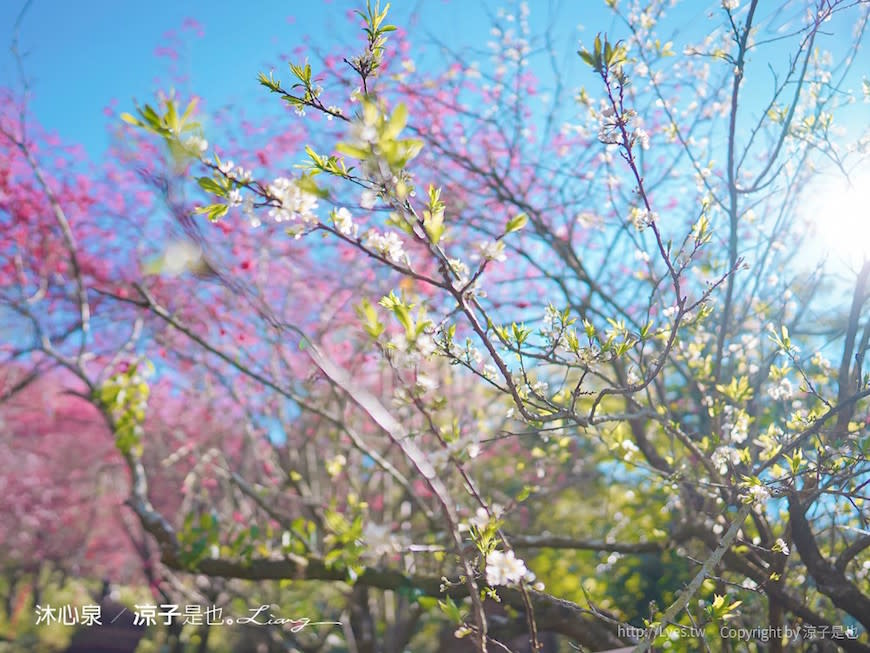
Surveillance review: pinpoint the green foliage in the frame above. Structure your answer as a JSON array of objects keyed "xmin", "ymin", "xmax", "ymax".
[
  {"xmin": 578, "ymin": 33, "xmax": 628, "ymax": 79},
  {"xmin": 178, "ymin": 511, "xmax": 221, "ymax": 567},
  {"xmin": 121, "ymin": 97, "xmax": 204, "ymax": 163},
  {"xmin": 422, "ymin": 185, "xmax": 446, "ymax": 244},
  {"xmin": 336, "ymin": 100, "xmax": 423, "ymax": 178},
  {"xmin": 322, "ymin": 506, "xmax": 365, "ymax": 581},
  {"xmin": 95, "ymin": 360, "xmax": 154, "ymax": 455},
  {"xmin": 504, "ymin": 212, "xmax": 528, "ymax": 234},
  {"xmin": 705, "ymin": 593, "xmax": 743, "ymax": 621},
  {"xmin": 437, "ymin": 596, "xmax": 464, "ymax": 625},
  {"xmin": 353, "ymin": 0, "xmax": 396, "ymax": 76},
  {"xmin": 356, "ymin": 297, "xmax": 386, "ymax": 338},
  {"xmin": 715, "ymin": 376, "xmax": 754, "ymax": 403},
  {"xmin": 305, "ymin": 146, "xmax": 353, "ymax": 180},
  {"xmin": 378, "ymin": 291, "xmax": 431, "ymax": 342}
]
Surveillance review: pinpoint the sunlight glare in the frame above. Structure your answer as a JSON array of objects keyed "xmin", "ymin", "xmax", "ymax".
[{"xmin": 807, "ymin": 172, "xmax": 870, "ymax": 267}]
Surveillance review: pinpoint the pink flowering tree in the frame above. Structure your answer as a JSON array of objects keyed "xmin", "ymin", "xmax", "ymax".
[{"xmin": 3, "ymin": 1, "xmax": 870, "ymax": 652}]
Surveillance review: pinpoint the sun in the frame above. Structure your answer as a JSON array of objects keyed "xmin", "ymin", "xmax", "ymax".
[{"xmin": 805, "ymin": 171, "xmax": 870, "ymax": 267}]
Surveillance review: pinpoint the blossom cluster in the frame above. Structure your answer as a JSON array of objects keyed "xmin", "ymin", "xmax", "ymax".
[
  {"xmin": 331, "ymin": 207, "xmax": 358, "ymax": 238},
  {"xmin": 476, "ymin": 239, "xmax": 507, "ymax": 262},
  {"xmin": 767, "ymin": 377, "xmax": 794, "ymax": 401},
  {"xmin": 745, "ymin": 484, "xmax": 771, "ymax": 504},
  {"xmin": 485, "ymin": 549, "xmax": 530, "ymax": 586},
  {"xmin": 597, "ymin": 106, "xmax": 630, "ymax": 145},
  {"xmin": 218, "ymin": 159, "xmax": 253, "ymax": 183},
  {"xmin": 363, "ymin": 230, "xmax": 409, "ymax": 265},
  {"xmin": 267, "ymin": 177, "xmax": 319, "ymax": 225},
  {"xmin": 386, "ymin": 331, "xmax": 436, "ymax": 369},
  {"xmin": 721, "ymin": 405, "xmax": 750, "ymax": 444},
  {"xmin": 362, "ymin": 522, "xmax": 407, "ymax": 562},
  {"xmin": 630, "ymin": 206, "xmax": 658, "ymax": 230},
  {"xmin": 711, "ymin": 445, "xmax": 741, "ymax": 474},
  {"xmin": 182, "ymin": 135, "xmax": 208, "ymax": 153},
  {"xmin": 448, "ymin": 257, "xmax": 470, "ymax": 289}
]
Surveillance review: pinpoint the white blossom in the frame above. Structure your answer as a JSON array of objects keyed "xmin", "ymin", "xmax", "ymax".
[
  {"xmin": 332, "ymin": 207, "xmax": 358, "ymax": 237},
  {"xmin": 811, "ymin": 351, "xmax": 832, "ymax": 372},
  {"xmin": 363, "ymin": 230, "xmax": 409, "ymax": 265},
  {"xmin": 767, "ymin": 377, "xmax": 794, "ymax": 401},
  {"xmin": 722, "ymin": 405, "xmax": 750, "ymax": 444},
  {"xmin": 227, "ymin": 188, "xmax": 243, "ymax": 208},
  {"xmin": 267, "ymin": 177, "xmax": 319, "ymax": 224},
  {"xmin": 362, "ymin": 522, "xmax": 403, "ymax": 559},
  {"xmin": 711, "ymin": 445, "xmax": 741, "ymax": 474},
  {"xmin": 414, "ymin": 373, "xmax": 438, "ymax": 394},
  {"xmin": 219, "ymin": 160, "xmax": 253, "ymax": 182},
  {"xmin": 477, "ymin": 240, "xmax": 507, "ymax": 262},
  {"xmin": 448, "ymin": 258, "xmax": 470, "ymax": 287},
  {"xmin": 360, "ymin": 189, "xmax": 378, "ymax": 209},
  {"xmin": 468, "ymin": 504, "xmax": 503, "ymax": 531},
  {"xmin": 630, "ymin": 207, "xmax": 658, "ymax": 230},
  {"xmin": 747, "ymin": 484, "xmax": 770, "ymax": 504},
  {"xmin": 182, "ymin": 135, "xmax": 208, "ymax": 153},
  {"xmin": 486, "ymin": 549, "xmax": 528, "ymax": 586},
  {"xmin": 633, "ymin": 127, "xmax": 651, "ymax": 150},
  {"xmin": 414, "ymin": 333, "xmax": 436, "ymax": 358},
  {"xmin": 162, "ymin": 241, "xmax": 203, "ymax": 276}
]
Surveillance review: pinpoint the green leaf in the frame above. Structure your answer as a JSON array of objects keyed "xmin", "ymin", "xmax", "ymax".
[
  {"xmin": 120, "ymin": 112, "xmax": 142, "ymax": 127},
  {"xmin": 715, "ymin": 376, "xmax": 753, "ymax": 403},
  {"xmin": 180, "ymin": 98, "xmax": 199, "ymax": 124},
  {"xmin": 142, "ymin": 104, "xmax": 161, "ymax": 126},
  {"xmin": 505, "ymin": 213, "xmax": 528, "ymax": 234},
  {"xmin": 336, "ymin": 142, "xmax": 371, "ymax": 160},
  {"xmin": 384, "ymin": 103, "xmax": 408, "ymax": 140},
  {"xmin": 583, "ymin": 319, "xmax": 595, "ymax": 339},
  {"xmin": 197, "ymin": 177, "xmax": 227, "ymax": 196},
  {"xmin": 516, "ymin": 485, "xmax": 533, "ymax": 502},
  {"xmin": 355, "ymin": 298, "xmax": 385, "ymax": 338},
  {"xmin": 379, "ymin": 291, "xmax": 414, "ymax": 336},
  {"xmin": 295, "ymin": 173, "xmax": 330, "ymax": 199},
  {"xmin": 566, "ymin": 329, "xmax": 579, "ymax": 353},
  {"xmin": 165, "ymin": 99, "xmax": 178, "ymax": 132},
  {"xmin": 438, "ymin": 597, "xmax": 463, "ymax": 624},
  {"xmin": 417, "ymin": 596, "xmax": 438, "ymax": 610},
  {"xmin": 423, "ymin": 209, "xmax": 445, "ymax": 244},
  {"xmin": 194, "ymin": 203, "xmax": 229, "ymax": 222},
  {"xmin": 579, "ymin": 50, "xmax": 597, "ymax": 68}
]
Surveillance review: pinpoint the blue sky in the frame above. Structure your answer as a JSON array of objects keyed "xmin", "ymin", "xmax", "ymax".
[
  {"xmin": 0, "ymin": 0, "xmax": 564, "ymax": 155},
  {"xmin": 0, "ymin": 0, "xmax": 664, "ymax": 158},
  {"xmin": 0, "ymin": 0, "xmax": 865, "ymax": 206}
]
